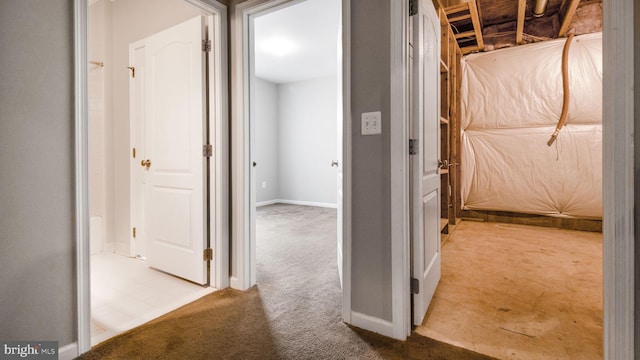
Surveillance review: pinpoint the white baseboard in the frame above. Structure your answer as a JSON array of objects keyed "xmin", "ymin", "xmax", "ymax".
[
  {"xmin": 257, "ymin": 199, "xmax": 337, "ymax": 209},
  {"xmin": 59, "ymin": 342, "xmax": 78, "ymax": 360},
  {"xmin": 350, "ymin": 311, "xmax": 399, "ymax": 340},
  {"xmin": 256, "ymin": 199, "xmax": 280, "ymax": 207},
  {"xmin": 229, "ymin": 276, "xmax": 245, "ymax": 290}
]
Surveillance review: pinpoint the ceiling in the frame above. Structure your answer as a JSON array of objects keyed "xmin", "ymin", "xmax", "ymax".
[
  {"xmin": 253, "ymin": 0, "xmax": 340, "ymax": 84},
  {"xmin": 444, "ymin": 0, "xmax": 603, "ymax": 52}
]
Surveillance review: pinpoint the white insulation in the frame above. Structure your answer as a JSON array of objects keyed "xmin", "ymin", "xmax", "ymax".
[{"xmin": 460, "ymin": 32, "xmax": 602, "ymax": 219}]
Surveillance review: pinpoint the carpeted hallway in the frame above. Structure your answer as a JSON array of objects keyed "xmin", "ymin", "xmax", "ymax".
[{"xmin": 80, "ymin": 204, "xmax": 495, "ymax": 359}]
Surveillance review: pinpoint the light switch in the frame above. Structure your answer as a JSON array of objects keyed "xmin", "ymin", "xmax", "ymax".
[{"xmin": 361, "ymin": 111, "xmax": 382, "ymax": 135}]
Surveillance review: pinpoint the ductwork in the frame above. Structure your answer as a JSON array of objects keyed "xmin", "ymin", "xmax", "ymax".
[{"xmin": 533, "ymin": 0, "xmax": 549, "ymax": 17}]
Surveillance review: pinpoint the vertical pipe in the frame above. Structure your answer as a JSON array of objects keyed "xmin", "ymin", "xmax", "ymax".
[{"xmin": 533, "ymin": 0, "xmax": 549, "ymax": 17}]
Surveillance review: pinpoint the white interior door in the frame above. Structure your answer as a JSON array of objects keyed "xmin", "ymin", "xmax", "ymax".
[
  {"xmin": 412, "ymin": 0, "xmax": 441, "ymax": 326},
  {"xmin": 130, "ymin": 41, "xmax": 146, "ymax": 258},
  {"xmin": 145, "ymin": 16, "xmax": 208, "ymax": 285}
]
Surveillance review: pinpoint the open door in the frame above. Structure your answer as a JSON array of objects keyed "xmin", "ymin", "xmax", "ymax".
[
  {"xmin": 411, "ymin": 0, "xmax": 441, "ymax": 325},
  {"xmin": 144, "ymin": 16, "xmax": 209, "ymax": 285}
]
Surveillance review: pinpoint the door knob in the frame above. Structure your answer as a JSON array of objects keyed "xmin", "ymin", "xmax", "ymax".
[
  {"xmin": 140, "ymin": 159, "xmax": 151, "ymax": 169},
  {"xmin": 331, "ymin": 160, "xmax": 339, "ymax": 167},
  {"xmin": 252, "ymin": 161, "xmax": 257, "ymax": 167}
]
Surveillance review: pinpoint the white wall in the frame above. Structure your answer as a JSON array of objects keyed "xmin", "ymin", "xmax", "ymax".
[
  {"xmin": 278, "ymin": 76, "xmax": 338, "ymax": 206},
  {"xmin": 254, "ymin": 78, "xmax": 279, "ymax": 203},
  {"xmin": 88, "ymin": 0, "xmax": 113, "ymax": 254},
  {"xmin": 253, "ymin": 75, "xmax": 338, "ymax": 207}
]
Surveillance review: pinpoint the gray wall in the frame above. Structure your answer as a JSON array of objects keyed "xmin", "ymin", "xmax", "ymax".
[
  {"xmin": 349, "ymin": 0, "xmax": 393, "ymax": 321},
  {"xmin": 254, "ymin": 77, "xmax": 280, "ymax": 203},
  {"xmin": 278, "ymin": 76, "xmax": 338, "ymax": 206},
  {"xmin": 635, "ymin": 0, "xmax": 640, "ymax": 352},
  {"xmin": 254, "ymin": 76, "xmax": 338, "ymax": 206},
  {"xmin": 0, "ymin": 0, "xmax": 76, "ymax": 346}
]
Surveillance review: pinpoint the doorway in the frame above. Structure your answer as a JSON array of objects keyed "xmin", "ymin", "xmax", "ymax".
[
  {"xmin": 409, "ymin": 2, "xmax": 605, "ymax": 358},
  {"xmin": 86, "ymin": 0, "xmax": 227, "ymax": 347},
  {"xmin": 232, "ymin": 0, "xmax": 345, "ymax": 296},
  {"xmin": 249, "ymin": 0, "xmax": 342, "ymax": 289}
]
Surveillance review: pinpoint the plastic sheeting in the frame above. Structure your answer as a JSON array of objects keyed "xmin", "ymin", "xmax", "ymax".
[{"xmin": 460, "ymin": 32, "xmax": 602, "ymax": 219}]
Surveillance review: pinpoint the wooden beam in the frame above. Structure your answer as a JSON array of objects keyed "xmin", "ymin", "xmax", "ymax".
[
  {"xmin": 454, "ymin": 30, "xmax": 476, "ymax": 39},
  {"xmin": 558, "ymin": 0, "xmax": 580, "ymax": 37},
  {"xmin": 467, "ymin": 0, "xmax": 484, "ymax": 50},
  {"xmin": 445, "ymin": 3, "xmax": 470, "ymax": 15},
  {"xmin": 516, "ymin": 0, "xmax": 526, "ymax": 44},
  {"xmin": 461, "ymin": 45, "xmax": 482, "ymax": 54},
  {"xmin": 448, "ymin": 13, "xmax": 471, "ymax": 23}
]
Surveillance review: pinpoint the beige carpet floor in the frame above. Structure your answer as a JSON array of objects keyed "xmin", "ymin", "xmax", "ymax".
[
  {"xmin": 416, "ymin": 220, "xmax": 603, "ymax": 359},
  {"xmin": 81, "ymin": 204, "xmax": 496, "ymax": 359}
]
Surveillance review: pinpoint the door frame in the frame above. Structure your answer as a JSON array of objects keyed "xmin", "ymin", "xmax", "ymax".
[
  {"xmin": 230, "ymin": 0, "xmax": 350, "ymax": 317},
  {"xmin": 73, "ymin": 0, "xmax": 228, "ymax": 355}
]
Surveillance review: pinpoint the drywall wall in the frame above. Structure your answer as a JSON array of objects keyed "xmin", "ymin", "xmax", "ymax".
[
  {"xmin": 254, "ymin": 76, "xmax": 338, "ymax": 206},
  {"xmin": 109, "ymin": 0, "xmax": 203, "ymax": 254},
  {"xmin": 0, "ymin": 0, "xmax": 76, "ymax": 347},
  {"xmin": 254, "ymin": 78, "xmax": 280, "ymax": 203},
  {"xmin": 349, "ymin": 0, "xmax": 393, "ymax": 322},
  {"xmin": 89, "ymin": 0, "xmax": 114, "ymax": 254},
  {"xmin": 278, "ymin": 76, "xmax": 338, "ymax": 206},
  {"xmin": 635, "ymin": 0, "xmax": 640, "ymax": 352}
]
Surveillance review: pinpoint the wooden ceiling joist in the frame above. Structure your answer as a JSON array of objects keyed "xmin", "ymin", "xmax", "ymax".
[
  {"xmin": 455, "ymin": 30, "xmax": 476, "ymax": 39},
  {"xmin": 558, "ymin": 0, "xmax": 581, "ymax": 37},
  {"xmin": 467, "ymin": 0, "xmax": 484, "ymax": 50},
  {"xmin": 444, "ymin": 0, "xmax": 485, "ymax": 54},
  {"xmin": 516, "ymin": 0, "xmax": 527, "ymax": 44},
  {"xmin": 448, "ymin": 13, "xmax": 472, "ymax": 23}
]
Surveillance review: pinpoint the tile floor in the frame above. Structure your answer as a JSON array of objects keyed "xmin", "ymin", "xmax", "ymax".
[{"xmin": 91, "ymin": 253, "xmax": 215, "ymax": 346}]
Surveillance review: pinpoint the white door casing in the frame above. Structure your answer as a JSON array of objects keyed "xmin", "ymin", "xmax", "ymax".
[
  {"xmin": 130, "ymin": 41, "xmax": 147, "ymax": 258},
  {"xmin": 145, "ymin": 16, "xmax": 208, "ymax": 285},
  {"xmin": 411, "ymin": 0, "xmax": 441, "ymax": 326},
  {"xmin": 336, "ymin": 12, "xmax": 344, "ymax": 288}
]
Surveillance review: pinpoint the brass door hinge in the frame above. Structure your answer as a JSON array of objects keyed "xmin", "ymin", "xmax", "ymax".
[
  {"xmin": 202, "ymin": 40, "xmax": 212, "ymax": 53},
  {"xmin": 203, "ymin": 144, "xmax": 213, "ymax": 157},
  {"xmin": 203, "ymin": 248, "xmax": 213, "ymax": 261},
  {"xmin": 132, "ymin": 227, "xmax": 137, "ymax": 238},
  {"xmin": 127, "ymin": 66, "xmax": 135, "ymax": 78},
  {"xmin": 132, "ymin": 147, "xmax": 136, "ymax": 158}
]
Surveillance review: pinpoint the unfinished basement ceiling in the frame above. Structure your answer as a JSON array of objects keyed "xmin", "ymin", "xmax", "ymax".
[{"xmin": 442, "ymin": 0, "xmax": 603, "ymax": 52}]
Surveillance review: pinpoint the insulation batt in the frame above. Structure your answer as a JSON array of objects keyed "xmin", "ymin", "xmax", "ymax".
[{"xmin": 460, "ymin": 32, "xmax": 602, "ymax": 219}]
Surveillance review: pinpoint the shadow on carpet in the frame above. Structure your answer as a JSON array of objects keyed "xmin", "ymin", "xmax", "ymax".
[{"xmin": 81, "ymin": 288, "xmax": 495, "ymax": 359}]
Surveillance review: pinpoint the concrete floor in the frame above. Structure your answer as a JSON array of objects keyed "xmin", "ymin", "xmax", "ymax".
[{"xmin": 416, "ymin": 220, "xmax": 603, "ymax": 360}]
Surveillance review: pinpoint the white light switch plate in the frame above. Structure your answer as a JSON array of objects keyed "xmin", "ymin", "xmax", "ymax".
[{"xmin": 361, "ymin": 111, "xmax": 382, "ymax": 135}]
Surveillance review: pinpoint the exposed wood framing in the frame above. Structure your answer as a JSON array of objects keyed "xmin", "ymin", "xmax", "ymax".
[
  {"xmin": 444, "ymin": 0, "xmax": 485, "ymax": 54},
  {"xmin": 558, "ymin": 0, "xmax": 581, "ymax": 37},
  {"xmin": 468, "ymin": 0, "xmax": 484, "ymax": 50},
  {"xmin": 516, "ymin": 0, "xmax": 526, "ymax": 44}
]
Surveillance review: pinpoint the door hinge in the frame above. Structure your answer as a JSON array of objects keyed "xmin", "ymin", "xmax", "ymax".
[
  {"xmin": 132, "ymin": 227, "xmax": 137, "ymax": 238},
  {"xmin": 132, "ymin": 147, "xmax": 136, "ymax": 158},
  {"xmin": 203, "ymin": 144, "xmax": 213, "ymax": 157},
  {"xmin": 409, "ymin": 0, "xmax": 418, "ymax": 16},
  {"xmin": 203, "ymin": 248, "xmax": 213, "ymax": 261},
  {"xmin": 411, "ymin": 277, "xmax": 419, "ymax": 294},
  {"xmin": 202, "ymin": 39, "xmax": 212, "ymax": 52},
  {"xmin": 127, "ymin": 66, "xmax": 135, "ymax": 78},
  {"xmin": 409, "ymin": 139, "xmax": 418, "ymax": 155}
]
